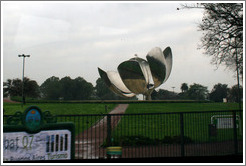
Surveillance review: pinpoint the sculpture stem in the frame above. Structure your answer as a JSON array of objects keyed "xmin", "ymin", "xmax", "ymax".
[{"xmin": 145, "ymin": 94, "xmax": 152, "ymax": 100}]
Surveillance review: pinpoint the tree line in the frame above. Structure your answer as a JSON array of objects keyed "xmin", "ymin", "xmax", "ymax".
[
  {"xmin": 152, "ymin": 83, "xmax": 242, "ymax": 102},
  {"xmin": 3, "ymin": 76, "xmax": 242, "ymax": 102}
]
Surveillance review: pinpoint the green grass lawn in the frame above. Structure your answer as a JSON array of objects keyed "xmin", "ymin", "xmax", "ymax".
[
  {"xmin": 3, "ymin": 102, "xmax": 116, "ymax": 135},
  {"xmin": 3, "ymin": 102, "xmax": 116, "ymax": 115},
  {"xmin": 3, "ymin": 102, "xmax": 243, "ymax": 145},
  {"xmin": 111, "ymin": 102, "xmax": 243, "ymax": 146},
  {"xmin": 125, "ymin": 102, "xmax": 241, "ymax": 114},
  {"xmin": 3, "ymin": 102, "xmax": 240, "ymax": 115}
]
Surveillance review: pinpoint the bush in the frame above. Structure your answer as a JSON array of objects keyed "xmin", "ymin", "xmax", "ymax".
[
  {"xmin": 171, "ymin": 135, "xmax": 193, "ymax": 144},
  {"xmin": 10, "ymin": 96, "xmax": 42, "ymax": 103},
  {"xmin": 109, "ymin": 135, "xmax": 193, "ymax": 147},
  {"xmin": 10, "ymin": 96, "xmax": 22, "ymax": 102}
]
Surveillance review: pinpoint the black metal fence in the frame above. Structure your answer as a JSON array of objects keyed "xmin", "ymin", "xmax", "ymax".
[
  {"xmin": 58, "ymin": 110, "xmax": 243, "ymax": 159},
  {"xmin": 3, "ymin": 110, "xmax": 243, "ymax": 160}
]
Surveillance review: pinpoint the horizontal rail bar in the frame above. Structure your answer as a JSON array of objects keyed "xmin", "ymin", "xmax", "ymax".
[{"xmin": 4, "ymin": 110, "xmax": 242, "ymax": 117}]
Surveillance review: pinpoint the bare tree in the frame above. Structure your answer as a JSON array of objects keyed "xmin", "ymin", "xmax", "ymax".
[{"xmin": 180, "ymin": 3, "xmax": 243, "ymax": 80}]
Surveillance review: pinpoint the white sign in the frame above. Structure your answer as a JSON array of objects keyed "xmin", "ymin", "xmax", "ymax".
[
  {"xmin": 3, "ymin": 130, "xmax": 71, "ymax": 161},
  {"xmin": 217, "ymin": 117, "xmax": 234, "ymax": 129},
  {"xmin": 211, "ymin": 115, "xmax": 240, "ymax": 129}
]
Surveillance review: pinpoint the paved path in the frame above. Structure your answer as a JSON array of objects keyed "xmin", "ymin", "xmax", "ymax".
[
  {"xmin": 3, "ymin": 98, "xmax": 20, "ymax": 103},
  {"xmin": 75, "ymin": 104, "xmax": 129, "ymax": 159}
]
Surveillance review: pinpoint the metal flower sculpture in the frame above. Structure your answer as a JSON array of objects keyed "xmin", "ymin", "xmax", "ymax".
[{"xmin": 98, "ymin": 46, "xmax": 172, "ymax": 100}]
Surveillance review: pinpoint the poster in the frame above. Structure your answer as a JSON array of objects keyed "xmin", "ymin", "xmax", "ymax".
[{"xmin": 3, "ymin": 130, "xmax": 71, "ymax": 161}]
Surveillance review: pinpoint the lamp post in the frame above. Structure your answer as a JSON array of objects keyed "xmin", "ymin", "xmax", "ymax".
[
  {"xmin": 18, "ymin": 54, "xmax": 30, "ymax": 105},
  {"xmin": 172, "ymin": 87, "xmax": 175, "ymax": 94},
  {"xmin": 227, "ymin": 32, "xmax": 242, "ymax": 110},
  {"xmin": 235, "ymin": 40, "xmax": 242, "ymax": 110}
]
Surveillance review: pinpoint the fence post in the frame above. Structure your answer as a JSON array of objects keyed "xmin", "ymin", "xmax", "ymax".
[
  {"xmin": 107, "ymin": 114, "xmax": 112, "ymax": 159},
  {"xmin": 233, "ymin": 111, "xmax": 238, "ymax": 154},
  {"xmin": 180, "ymin": 112, "xmax": 185, "ymax": 157}
]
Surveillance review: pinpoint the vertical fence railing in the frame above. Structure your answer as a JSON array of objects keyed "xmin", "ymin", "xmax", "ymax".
[
  {"xmin": 233, "ymin": 110, "xmax": 238, "ymax": 154},
  {"xmin": 106, "ymin": 114, "xmax": 111, "ymax": 159},
  {"xmin": 3, "ymin": 110, "xmax": 242, "ymax": 159},
  {"xmin": 180, "ymin": 112, "xmax": 185, "ymax": 157}
]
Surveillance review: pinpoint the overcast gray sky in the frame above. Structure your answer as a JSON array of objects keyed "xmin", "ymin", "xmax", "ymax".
[{"xmin": 2, "ymin": 1, "xmax": 239, "ymax": 94}]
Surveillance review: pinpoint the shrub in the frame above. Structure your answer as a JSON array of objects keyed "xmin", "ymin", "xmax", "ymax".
[{"xmin": 109, "ymin": 135, "xmax": 193, "ymax": 147}]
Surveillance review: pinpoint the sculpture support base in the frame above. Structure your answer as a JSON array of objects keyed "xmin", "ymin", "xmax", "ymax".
[{"xmin": 144, "ymin": 94, "xmax": 152, "ymax": 100}]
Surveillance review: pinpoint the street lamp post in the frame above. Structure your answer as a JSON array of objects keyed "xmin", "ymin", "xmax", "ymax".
[
  {"xmin": 228, "ymin": 33, "xmax": 242, "ymax": 110},
  {"xmin": 172, "ymin": 87, "xmax": 175, "ymax": 93},
  {"xmin": 18, "ymin": 54, "xmax": 30, "ymax": 105},
  {"xmin": 235, "ymin": 41, "xmax": 242, "ymax": 110}
]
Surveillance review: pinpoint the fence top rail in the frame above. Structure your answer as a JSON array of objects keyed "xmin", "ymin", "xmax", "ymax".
[
  {"xmin": 57, "ymin": 109, "xmax": 242, "ymax": 117},
  {"xmin": 23, "ymin": 100, "xmax": 211, "ymax": 104},
  {"xmin": 4, "ymin": 110, "xmax": 242, "ymax": 118}
]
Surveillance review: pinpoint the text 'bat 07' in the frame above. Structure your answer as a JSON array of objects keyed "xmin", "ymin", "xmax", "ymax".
[{"xmin": 98, "ymin": 46, "xmax": 172, "ymax": 100}]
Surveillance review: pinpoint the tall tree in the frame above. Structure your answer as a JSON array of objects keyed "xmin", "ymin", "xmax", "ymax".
[
  {"xmin": 40, "ymin": 76, "xmax": 94, "ymax": 100},
  {"xmin": 60, "ymin": 76, "xmax": 74, "ymax": 100},
  {"xmin": 209, "ymin": 83, "xmax": 228, "ymax": 102},
  {"xmin": 3, "ymin": 77, "xmax": 40, "ymax": 98},
  {"xmin": 3, "ymin": 78, "xmax": 22, "ymax": 97},
  {"xmin": 180, "ymin": 3, "xmax": 243, "ymax": 79},
  {"xmin": 151, "ymin": 89, "xmax": 178, "ymax": 100},
  {"xmin": 187, "ymin": 83, "xmax": 209, "ymax": 100},
  {"xmin": 181, "ymin": 83, "xmax": 189, "ymax": 92},
  {"xmin": 228, "ymin": 84, "xmax": 243, "ymax": 102},
  {"xmin": 23, "ymin": 77, "xmax": 40, "ymax": 98},
  {"xmin": 72, "ymin": 77, "xmax": 94, "ymax": 100},
  {"xmin": 40, "ymin": 76, "xmax": 61, "ymax": 100}
]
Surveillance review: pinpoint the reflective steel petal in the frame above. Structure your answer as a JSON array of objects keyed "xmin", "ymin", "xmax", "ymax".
[
  {"xmin": 117, "ymin": 59, "xmax": 146, "ymax": 94},
  {"xmin": 163, "ymin": 47, "xmax": 172, "ymax": 82},
  {"xmin": 107, "ymin": 71, "xmax": 134, "ymax": 95},
  {"xmin": 98, "ymin": 67, "xmax": 135, "ymax": 98},
  {"xmin": 132, "ymin": 57, "xmax": 155, "ymax": 89},
  {"xmin": 146, "ymin": 47, "xmax": 167, "ymax": 88}
]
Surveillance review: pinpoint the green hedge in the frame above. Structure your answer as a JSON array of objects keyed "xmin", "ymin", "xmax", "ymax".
[{"xmin": 10, "ymin": 96, "xmax": 211, "ymax": 104}]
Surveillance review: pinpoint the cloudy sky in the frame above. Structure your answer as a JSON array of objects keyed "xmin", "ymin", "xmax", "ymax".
[{"xmin": 2, "ymin": 1, "xmax": 239, "ymax": 94}]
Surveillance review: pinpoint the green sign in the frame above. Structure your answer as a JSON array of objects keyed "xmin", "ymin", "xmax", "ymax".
[
  {"xmin": 3, "ymin": 106, "xmax": 75, "ymax": 161},
  {"xmin": 24, "ymin": 106, "xmax": 43, "ymax": 132}
]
